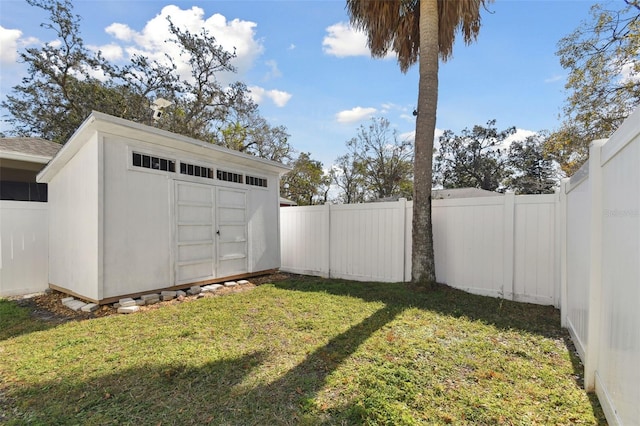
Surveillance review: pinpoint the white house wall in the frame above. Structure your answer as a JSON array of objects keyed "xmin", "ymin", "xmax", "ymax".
[{"xmin": 47, "ymin": 134, "xmax": 100, "ymax": 300}]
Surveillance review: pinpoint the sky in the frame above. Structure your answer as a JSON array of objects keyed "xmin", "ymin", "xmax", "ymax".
[{"xmin": 0, "ymin": 0, "xmax": 598, "ymax": 169}]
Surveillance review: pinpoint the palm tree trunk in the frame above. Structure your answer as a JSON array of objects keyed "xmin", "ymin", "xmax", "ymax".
[{"xmin": 411, "ymin": 0, "xmax": 438, "ymax": 285}]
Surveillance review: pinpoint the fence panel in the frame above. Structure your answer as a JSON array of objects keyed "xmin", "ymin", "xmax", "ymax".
[
  {"xmin": 279, "ymin": 205, "xmax": 329, "ymax": 277},
  {"xmin": 432, "ymin": 196, "xmax": 508, "ymax": 299},
  {"xmin": 329, "ymin": 201, "xmax": 406, "ymax": 282},
  {"xmin": 512, "ymin": 195, "xmax": 558, "ymax": 306},
  {"xmin": 594, "ymin": 111, "xmax": 640, "ymax": 424},
  {"xmin": 0, "ymin": 201, "xmax": 49, "ymax": 297},
  {"xmin": 281, "ymin": 194, "xmax": 559, "ymax": 307},
  {"xmin": 564, "ymin": 170, "xmax": 592, "ymax": 362}
]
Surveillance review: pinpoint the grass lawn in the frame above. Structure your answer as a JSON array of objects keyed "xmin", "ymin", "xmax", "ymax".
[{"xmin": 0, "ymin": 276, "xmax": 606, "ymax": 425}]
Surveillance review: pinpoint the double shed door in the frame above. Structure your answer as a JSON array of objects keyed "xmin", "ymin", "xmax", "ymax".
[{"xmin": 174, "ymin": 181, "xmax": 248, "ymax": 285}]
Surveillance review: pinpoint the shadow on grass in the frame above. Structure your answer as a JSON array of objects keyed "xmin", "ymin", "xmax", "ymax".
[
  {"xmin": 3, "ymin": 276, "xmax": 607, "ymax": 425},
  {"xmin": 3, "ymin": 351, "xmax": 268, "ymax": 425},
  {"xmin": 0, "ymin": 299, "xmax": 60, "ymax": 341},
  {"xmin": 2, "ymin": 307, "xmax": 402, "ymax": 425},
  {"xmin": 271, "ymin": 275, "xmax": 607, "ymax": 424},
  {"xmin": 272, "ymin": 275, "xmax": 564, "ymax": 338}
]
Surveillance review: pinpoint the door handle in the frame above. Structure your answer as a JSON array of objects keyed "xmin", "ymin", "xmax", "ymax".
[{"xmin": 216, "ymin": 230, "xmax": 220, "ymax": 236}]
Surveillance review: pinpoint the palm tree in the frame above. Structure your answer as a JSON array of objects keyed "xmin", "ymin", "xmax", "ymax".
[{"xmin": 346, "ymin": 0, "xmax": 491, "ymax": 285}]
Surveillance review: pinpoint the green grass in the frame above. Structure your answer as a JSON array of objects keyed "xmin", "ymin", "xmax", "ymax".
[{"xmin": 0, "ymin": 276, "xmax": 606, "ymax": 425}]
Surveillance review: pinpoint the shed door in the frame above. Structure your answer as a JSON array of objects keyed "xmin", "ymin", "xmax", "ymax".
[
  {"xmin": 174, "ymin": 181, "xmax": 216, "ymax": 284},
  {"xmin": 216, "ymin": 187, "xmax": 248, "ymax": 277}
]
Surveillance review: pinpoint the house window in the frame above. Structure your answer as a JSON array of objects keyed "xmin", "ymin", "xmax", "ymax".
[
  {"xmin": 132, "ymin": 152, "xmax": 175, "ymax": 172},
  {"xmin": 246, "ymin": 175, "xmax": 267, "ymax": 188},
  {"xmin": 180, "ymin": 162, "xmax": 214, "ymax": 179},
  {"xmin": 217, "ymin": 169, "xmax": 243, "ymax": 184}
]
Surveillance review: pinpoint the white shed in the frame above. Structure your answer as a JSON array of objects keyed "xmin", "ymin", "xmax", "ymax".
[{"xmin": 37, "ymin": 111, "xmax": 290, "ymax": 304}]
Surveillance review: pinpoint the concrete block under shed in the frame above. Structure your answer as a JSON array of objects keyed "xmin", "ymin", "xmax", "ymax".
[
  {"xmin": 141, "ymin": 294, "xmax": 159, "ymax": 301},
  {"xmin": 63, "ymin": 299, "xmax": 87, "ymax": 312},
  {"xmin": 118, "ymin": 305, "xmax": 140, "ymax": 314},
  {"xmin": 81, "ymin": 303, "xmax": 99, "ymax": 312},
  {"xmin": 119, "ymin": 298, "xmax": 137, "ymax": 307},
  {"xmin": 224, "ymin": 281, "xmax": 238, "ymax": 287},
  {"xmin": 187, "ymin": 286, "xmax": 202, "ymax": 295},
  {"xmin": 203, "ymin": 284, "xmax": 223, "ymax": 292}
]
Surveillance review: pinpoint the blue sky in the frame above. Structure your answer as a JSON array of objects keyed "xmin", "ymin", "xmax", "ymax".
[{"xmin": 0, "ymin": 0, "xmax": 596, "ymax": 168}]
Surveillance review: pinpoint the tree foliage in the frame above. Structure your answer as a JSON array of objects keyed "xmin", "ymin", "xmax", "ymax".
[
  {"xmin": 505, "ymin": 134, "xmax": 557, "ymax": 195},
  {"xmin": 434, "ymin": 121, "xmax": 558, "ymax": 194},
  {"xmin": 280, "ymin": 152, "xmax": 328, "ymax": 206},
  {"xmin": 334, "ymin": 117, "xmax": 413, "ymax": 202},
  {"xmin": 2, "ymin": 0, "xmax": 290, "ymax": 164},
  {"xmin": 545, "ymin": 0, "xmax": 640, "ymax": 176},
  {"xmin": 333, "ymin": 153, "xmax": 367, "ymax": 204},
  {"xmin": 434, "ymin": 120, "xmax": 514, "ymax": 192}
]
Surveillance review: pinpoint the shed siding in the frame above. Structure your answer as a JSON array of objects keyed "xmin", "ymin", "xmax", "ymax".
[
  {"xmin": 102, "ymin": 136, "xmax": 173, "ymax": 298},
  {"xmin": 48, "ymin": 135, "xmax": 100, "ymax": 300}
]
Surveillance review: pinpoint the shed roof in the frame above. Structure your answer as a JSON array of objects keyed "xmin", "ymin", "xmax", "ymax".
[
  {"xmin": 0, "ymin": 137, "xmax": 62, "ymax": 164},
  {"xmin": 38, "ymin": 111, "xmax": 291, "ymax": 183}
]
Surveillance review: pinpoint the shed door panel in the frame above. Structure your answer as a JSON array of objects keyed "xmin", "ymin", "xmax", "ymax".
[
  {"xmin": 175, "ymin": 181, "xmax": 216, "ymax": 284},
  {"xmin": 217, "ymin": 187, "xmax": 248, "ymax": 277}
]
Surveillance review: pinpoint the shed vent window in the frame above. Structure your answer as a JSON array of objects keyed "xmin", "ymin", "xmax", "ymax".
[
  {"xmin": 246, "ymin": 175, "xmax": 267, "ymax": 188},
  {"xmin": 217, "ymin": 169, "xmax": 243, "ymax": 183},
  {"xmin": 180, "ymin": 162, "xmax": 214, "ymax": 179},
  {"xmin": 132, "ymin": 152, "xmax": 175, "ymax": 172}
]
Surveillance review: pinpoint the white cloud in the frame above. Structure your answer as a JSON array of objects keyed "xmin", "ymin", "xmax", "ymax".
[
  {"xmin": 335, "ymin": 106, "xmax": 377, "ymax": 124},
  {"xmin": 323, "ymin": 22, "xmax": 395, "ymax": 59},
  {"xmin": 0, "ymin": 26, "xmax": 22, "ymax": 64},
  {"xmin": 399, "ymin": 130, "xmax": 415, "ymax": 142},
  {"xmin": 0, "ymin": 26, "xmax": 39, "ymax": 64},
  {"xmin": 400, "ymin": 128, "xmax": 444, "ymax": 149},
  {"xmin": 105, "ymin": 23, "xmax": 136, "ymax": 42},
  {"xmin": 89, "ymin": 43, "xmax": 124, "ymax": 61},
  {"xmin": 288, "ymin": 43, "xmax": 296, "ymax": 51},
  {"xmin": 248, "ymin": 85, "xmax": 292, "ymax": 107},
  {"xmin": 323, "ymin": 22, "xmax": 369, "ymax": 57},
  {"xmin": 502, "ymin": 128, "xmax": 537, "ymax": 149},
  {"xmin": 620, "ymin": 60, "xmax": 640, "ymax": 84},
  {"xmin": 264, "ymin": 59, "xmax": 282, "ymax": 80},
  {"xmin": 102, "ymin": 5, "xmax": 264, "ymax": 85},
  {"xmin": 544, "ymin": 74, "xmax": 564, "ymax": 83}
]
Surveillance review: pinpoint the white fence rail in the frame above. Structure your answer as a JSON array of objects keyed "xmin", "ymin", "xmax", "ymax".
[{"xmin": 0, "ymin": 201, "xmax": 49, "ymax": 297}]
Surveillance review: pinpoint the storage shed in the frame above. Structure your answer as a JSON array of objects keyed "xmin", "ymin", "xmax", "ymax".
[{"xmin": 37, "ymin": 111, "xmax": 291, "ymax": 303}]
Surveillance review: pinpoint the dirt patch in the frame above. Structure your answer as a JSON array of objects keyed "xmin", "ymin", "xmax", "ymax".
[{"xmin": 9, "ymin": 272, "xmax": 292, "ymax": 324}]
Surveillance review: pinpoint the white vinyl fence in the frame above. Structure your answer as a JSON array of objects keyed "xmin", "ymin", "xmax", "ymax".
[
  {"xmin": 0, "ymin": 201, "xmax": 49, "ymax": 297},
  {"xmin": 280, "ymin": 108, "xmax": 640, "ymax": 426},
  {"xmin": 560, "ymin": 107, "xmax": 640, "ymax": 425},
  {"xmin": 280, "ymin": 192, "xmax": 559, "ymax": 307}
]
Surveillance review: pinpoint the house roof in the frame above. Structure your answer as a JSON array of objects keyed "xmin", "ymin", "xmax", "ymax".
[
  {"xmin": 0, "ymin": 137, "xmax": 62, "ymax": 164},
  {"xmin": 38, "ymin": 111, "xmax": 292, "ymax": 183}
]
